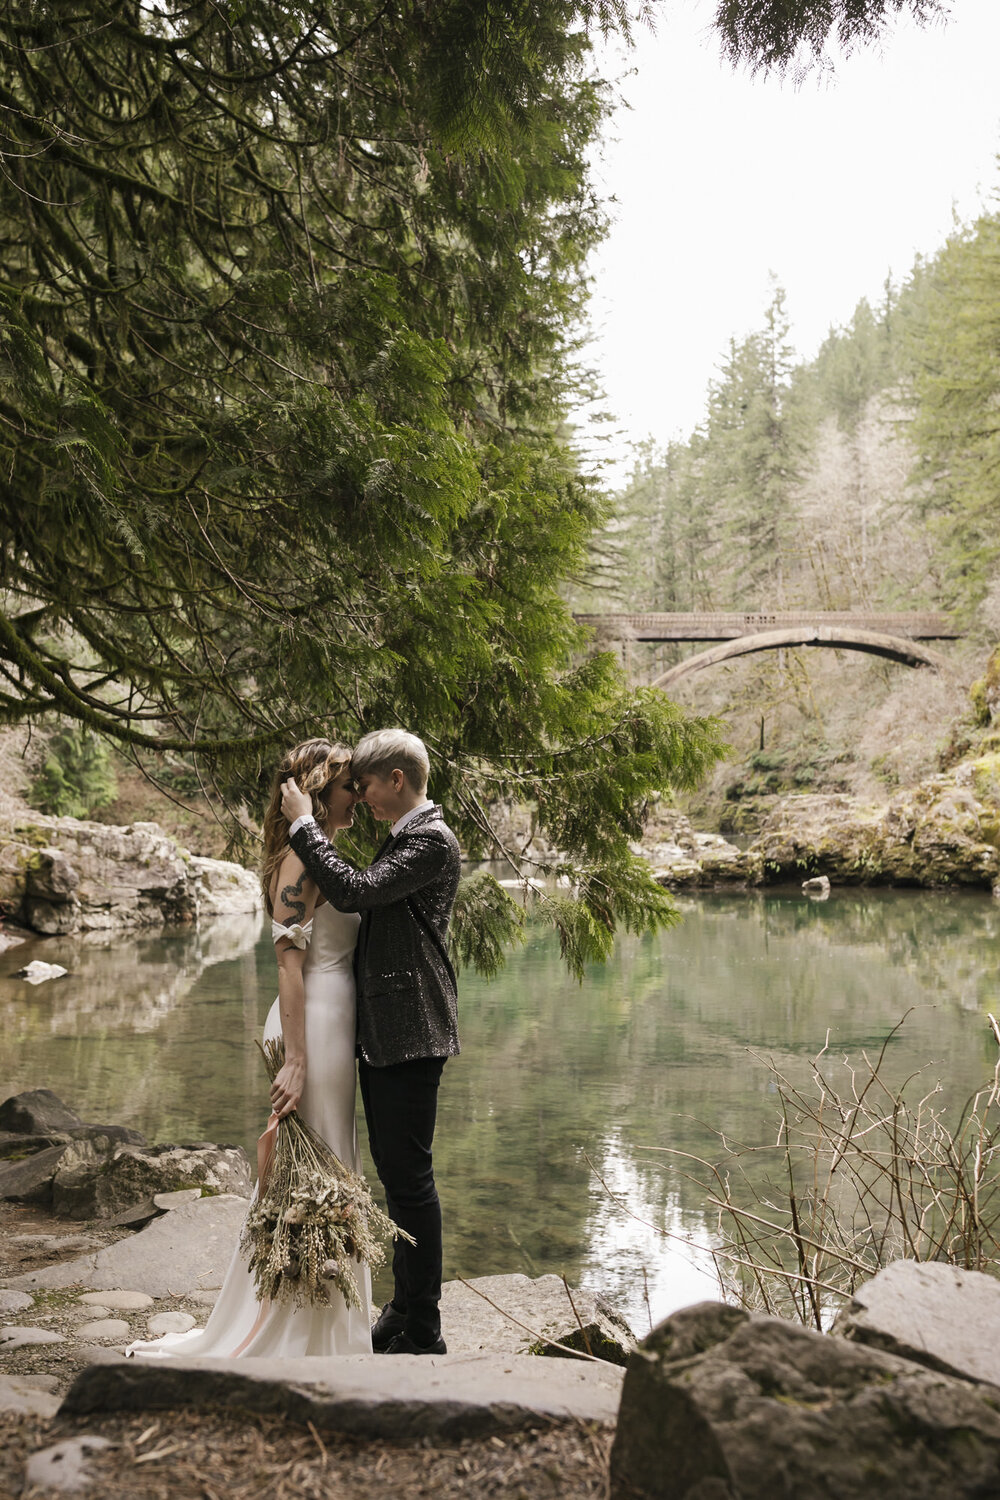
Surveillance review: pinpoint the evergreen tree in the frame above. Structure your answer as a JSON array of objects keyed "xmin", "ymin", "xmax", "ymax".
[
  {"xmin": 903, "ymin": 209, "xmax": 1000, "ymax": 609},
  {"xmin": 0, "ymin": 0, "xmax": 725, "ymax": 976},
  {"xmin": 811, "ymin": 290, "xmax": 898, "ymax": 436},
  {"xmin": 1, "ymin": 0, "xmax": 929, "ymax": 966},
  {"xmin": 714, "ymin": 0, "xmax": 947, "ymax": 75},
  {"xmin": 701, "ymin": 283, "xmax": 804, "ymax": 604}
]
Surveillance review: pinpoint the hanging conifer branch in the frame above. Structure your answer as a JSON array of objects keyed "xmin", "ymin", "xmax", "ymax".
[{"xmin": 0, "ymin": 0, "xmax": 730, "ymax": 974}]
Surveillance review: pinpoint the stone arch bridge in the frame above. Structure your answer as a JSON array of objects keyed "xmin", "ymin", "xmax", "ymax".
[{"xmin": 573, "ymin": 612, "xmax": 961, "ymax": 690}]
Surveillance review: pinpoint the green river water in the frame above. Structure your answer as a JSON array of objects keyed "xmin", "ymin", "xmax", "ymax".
[{"xmin": 3, "ymin": 886, "xmax": 1000, "ymax": 1333}]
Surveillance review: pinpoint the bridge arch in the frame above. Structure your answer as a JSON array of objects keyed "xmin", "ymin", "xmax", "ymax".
[{"xmin": 649, "ymin": 626, "xmax": 948, "ymax": 691}]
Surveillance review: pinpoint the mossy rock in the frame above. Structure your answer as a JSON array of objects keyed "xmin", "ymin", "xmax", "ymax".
[
  {"xmin": 971, "ymin": 646, "xmax": 1000, "ymax": 728},
  {"xmin": 8, "ymin": 823, "xmax": 49, "ymax": 849},
  {"xmin": 971, "ymin": 753, "xmax": 1000, "ymax": 808}
]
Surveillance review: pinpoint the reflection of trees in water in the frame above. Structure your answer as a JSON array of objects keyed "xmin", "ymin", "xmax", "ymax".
[
  {"xmin": 0, "ymin": 914, "xmax": 267, "ymax": 1146},
  {"xmin": 433, "ymin": 892, "xmax": 999, "ymax": 1326},
  {"xmin": 704, "ymin": 889, "xmax": 1000, "ymax": 1015},
  {"xmin": 2, "ymin": 914, "xmax": 264, "ymax": 1035},
  {"xmin": 3, "ymin": 893, "xmax": 997, "ymax": 1329}
]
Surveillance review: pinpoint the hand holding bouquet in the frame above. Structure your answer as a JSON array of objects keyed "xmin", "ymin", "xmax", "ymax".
[{"xmin": 241, "ymin": 1037, "xmax": 413, "ymax": 1310}]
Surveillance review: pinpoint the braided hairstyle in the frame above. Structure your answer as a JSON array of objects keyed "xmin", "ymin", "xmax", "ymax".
[{"xmin": 260, "ymin": 737, "xmax": 352, "ymax": 915}]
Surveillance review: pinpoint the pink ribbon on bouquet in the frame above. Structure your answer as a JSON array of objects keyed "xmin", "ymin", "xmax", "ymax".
[
  {"xmin": 228, "ymin": 1109, "xmax": 281, "ymax": 1357},
  {"xmin": 256, "ymin": 1109, "xmax": 281, "ymax": 1193}
]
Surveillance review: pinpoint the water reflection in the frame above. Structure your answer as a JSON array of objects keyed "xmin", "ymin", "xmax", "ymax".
[
  {"xmin": 2, "ymin": 888, "xmax": 999, "ymax": 1333},
  {"xmin": 1, "ymin": 914, "xmax": 267, "ymax": 1149}
]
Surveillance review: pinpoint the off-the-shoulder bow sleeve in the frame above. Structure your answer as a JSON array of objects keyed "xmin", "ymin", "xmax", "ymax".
[{"xmin": 271, "ymin": 917, "xmax": 313, "ymax": 949}]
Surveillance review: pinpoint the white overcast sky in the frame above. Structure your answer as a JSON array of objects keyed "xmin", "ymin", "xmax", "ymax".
[{"xmin": 580, "ymin": 0, "xmax": 1000, "ymax": 481}]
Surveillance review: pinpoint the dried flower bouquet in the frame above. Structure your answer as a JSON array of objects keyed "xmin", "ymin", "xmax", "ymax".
[{"xmin": 240, "ymin": 1037, "xmax": 411, "ymax": 1310}]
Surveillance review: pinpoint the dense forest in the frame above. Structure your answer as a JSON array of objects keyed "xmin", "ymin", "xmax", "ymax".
[{"xmin": 578, "ymin": 183, "xmax": 1000, "ymax": 828}]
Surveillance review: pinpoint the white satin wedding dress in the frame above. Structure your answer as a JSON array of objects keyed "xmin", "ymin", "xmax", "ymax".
[{"xmin": 127, "ymin": 901, "xmax": 373, "ymax": 1359}]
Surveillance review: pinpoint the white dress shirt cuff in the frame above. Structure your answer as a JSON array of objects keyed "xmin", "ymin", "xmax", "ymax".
[{"xmin": 289, "ymin": 813, "xmax": 316, "ymax": 839}]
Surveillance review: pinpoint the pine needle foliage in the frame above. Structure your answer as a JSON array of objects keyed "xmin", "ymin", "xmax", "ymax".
[
  {"xmin": 0, "ymin": 0, "xmax": 731, "ymax": 977},
  {"xmin": 714, "ymin": 0, "xmax": 947, "ymax": 77},
  {"xmin": 902, "ymin": 212, "xmax": 1000, "ymax": 611},
  {"xmin": 449, "ymin": 870, "xmax": 527, "ymax": 979}
]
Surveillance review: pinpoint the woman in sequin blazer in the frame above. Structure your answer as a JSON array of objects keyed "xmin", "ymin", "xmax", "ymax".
[{"xmin": 287, "ymin": 803, "xmax": 461, "ymax": 1068}]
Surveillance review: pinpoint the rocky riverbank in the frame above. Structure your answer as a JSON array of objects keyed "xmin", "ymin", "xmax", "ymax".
[
  {"xmin": 4, "ymin": 745, "xmax": 1000, "ymax": 947},
  {"xmin": 0, "ymin": 1082, "xmax": 630, "ymax": 1495},
  {"xmin": 0, "ymin": 1089, "xmax": 634, "ymax": 1399},
  {"xmin": 5, "ymin": 1088, "xmax": 1000, "ymax": 1497},
  {"xmin": 643, "ymin": 748, "xmax": 1000, "ymax": 894},
  {"xmin": 610, "ymin": 1264, "xmax": 1000, "ymax": 1499},
  {"xmin": 0, "ymin": 813, "xmax": 260, "ymax": 937}
]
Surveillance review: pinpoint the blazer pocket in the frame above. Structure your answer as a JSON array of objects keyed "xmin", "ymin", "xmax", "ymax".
[{"xmin": 366, "ymin": 969, "xmax": 416, "ymax": 995}]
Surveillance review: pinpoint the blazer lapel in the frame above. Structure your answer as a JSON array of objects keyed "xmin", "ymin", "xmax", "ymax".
[{"xmin": 371, "ymin": 831, "xmax": 395, "ymax": 862}]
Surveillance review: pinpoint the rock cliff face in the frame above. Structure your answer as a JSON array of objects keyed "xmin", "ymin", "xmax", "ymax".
[
  {"xmin": 752, "ymin": 751, "xmax": 1000, "ymax": 889},
  {"xmin": 0, "ymin": 814, "xmax": 261, "ymax": 935},
  {"xmin": 646, "ymin": 751, "xmax": 1000, "ymax": 893}
]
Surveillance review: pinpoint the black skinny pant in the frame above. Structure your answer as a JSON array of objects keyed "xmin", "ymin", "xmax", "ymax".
[{"xmin": 358, "ymin": 1055, "xmax": 446, "ymax": 1345}]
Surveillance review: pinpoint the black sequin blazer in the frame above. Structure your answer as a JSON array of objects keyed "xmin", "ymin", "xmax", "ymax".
[{"xmin": 289, "ymin": 806, "xmax": 461, "ymax": 1067}]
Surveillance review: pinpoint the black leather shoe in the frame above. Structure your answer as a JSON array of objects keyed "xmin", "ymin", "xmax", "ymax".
[
  {"xmin": 384, "ymin": 1331, "xmax": 447, "ymax": 1355},
  {"xmin": 371, "ymin": 1302, "xmax": 407, "ymax": 1352}
]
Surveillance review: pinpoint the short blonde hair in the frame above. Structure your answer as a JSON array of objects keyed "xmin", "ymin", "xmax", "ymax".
[{"xmin": 352, "ymin": 729, "xmax": 430, "ymax": 794}]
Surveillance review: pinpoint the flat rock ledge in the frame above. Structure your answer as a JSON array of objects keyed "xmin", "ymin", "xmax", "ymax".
[
  {"xmin": 60, "ymin": 1351, "xmax": 623, "ymax": 1440},
  {"xmin": 5, "ymin": 1193, "xmax": 251, "ymax": 1297},
  {"xmin": 833, "ymin": 1258, "xmax": 1000, "ymax": 1387},
  {"xmin": 1, "ymin": 1191, "xmax": 633, "ymax": 1444}
]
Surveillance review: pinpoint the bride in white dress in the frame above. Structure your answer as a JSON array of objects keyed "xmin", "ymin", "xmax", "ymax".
[{"xmin": 127, "ymin": 739, "xmax": 373, "ymax": 1359}]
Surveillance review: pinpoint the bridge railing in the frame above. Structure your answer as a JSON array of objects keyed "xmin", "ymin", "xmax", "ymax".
[{"xmin": 573, "ymin": 612, "xmax": 960, "ymax": 641}]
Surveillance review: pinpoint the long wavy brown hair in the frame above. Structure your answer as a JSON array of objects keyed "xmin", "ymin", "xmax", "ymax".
[{"xmin": 260, "ymin": 737, "xmax": 352, "ymax": 915}]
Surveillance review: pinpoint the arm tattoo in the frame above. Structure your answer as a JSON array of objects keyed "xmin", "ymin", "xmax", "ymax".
[{"xmin": 278, "ymin": 868, "xmax": 307, "ymax": 923}]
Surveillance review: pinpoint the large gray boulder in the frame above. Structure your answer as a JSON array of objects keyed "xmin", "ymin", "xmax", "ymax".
[
  {"xmin": 0, "ymin": 1087, "xmax": 82, "ymax": 1135},
  {"xmin": 0, "ymin": 1089, "xmax": 245, "ymax": 1218},
  {"xmin": 440, "ymin": 1273, "xmax": 635, "ymax": 1365},
  {"xmin": 834, "ymin": 1259, "xmax": 1000, "ymax": 1388},
  {"xmin": 0, "ymin": 814, "xmax": 261, "ymax": 934},
  {"xmin": 0, "ymin": 1089, "xmax": 145, "ymax": 1152},
  {"xmin": 50, "ymin": 1141, "xmax": 252, "ymax": 1221},
  {"xmin": 609, "ymin": 1301, "xmax": 1000, "ymax": 1499},
  {"xmin": 748, "ymin": 753, "xmax": 1000, "ymax": 890},
  {"xmin": 0, "ymin": 1090, "xmax": 148, "ymax": 1207}
]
